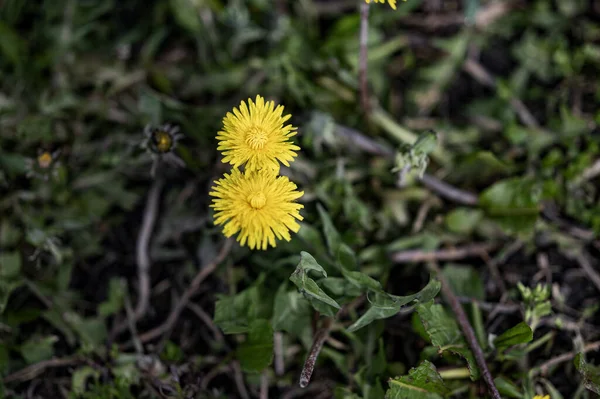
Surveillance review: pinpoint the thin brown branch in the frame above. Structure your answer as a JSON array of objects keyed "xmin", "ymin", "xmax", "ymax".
[
  {"xmin": 299, "ymin": 318, "xmax": 333, "ymax": 388},
  {"xmin": 186, "ymin": 302, "xmax": 226, "ymax": 344},
  {"xmin": 572, "ymin": 253, "xmax": 600, "ymax": 293},
  {"xmin": 333, "ymin": 125, "xmax": 481, "ymax": 206},
  {"xmin": 532, "ymin": 340, "xmax": 600, "ymax": 376},
  {"xmin": 136, "ymin": 238, "xmax": 233, "ymax": 344},
  {"xmin": 4, "ymin": 357, "xmax": 84, "ymax": 383},
  {"xmin": 420, "ymin": 174, "xmax": 479, "ymax": 206},
  {"xmin": 260, "ymin": 370, "xmax": 269, "ymax": 399},
  {"xmin": 392, "ymin": 242, "xmax": 496, "ymax": 263},
  {"xmin": 274, "ymin": 332, "xmax": 285, "ymax": 376},
  {"xmin": 359, "ymin": 2, "xmax": 370, "ymax": 114},
  {"xmin": 232, "ymin": 361, "xmax": 251, "ymax": 399},
  {"xmin": 463, "ymin": 58, "xmax": 540, "ymax": 129},
  {"xmin": 112, "ymin": 178, "xmax": 164, "ymax": 337},
  {"xmin": 429, "ymin": 262, "xmax": 502, "ymax": 399},
  {"xmin": 541, "ymin": 202, "xmax": 595, "ymax": 241}
]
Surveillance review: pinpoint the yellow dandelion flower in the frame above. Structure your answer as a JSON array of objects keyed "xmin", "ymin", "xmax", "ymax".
[
  {"xmin": 216, "ymin": 95, "xmax": 300, "ymax": 173},
  {"xmin": 365, "ymin": 0, "xmax": 400, "ymax": 9},
  {"xmin": 210, "ymin": 168, "xmax": 304, "ymax": 250},
  {"xmin": 533, "ymin": 396, "xmax": 550, "ymax": 399}
]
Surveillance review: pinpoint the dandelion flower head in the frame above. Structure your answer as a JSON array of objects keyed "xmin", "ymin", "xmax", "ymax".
[
  {"xmin": 216, "ymin": 95, "xmax": 299, "ymax": 173},
  {"xmin": 365, "ymin": 0, "xmax": 399, "ymax": 9},
  {"xmin": 210, "ymin": 168, "xmax": 304, "ymax": 250},
  {"xmin": 533, "ymin": 396, "xmax": 550, "ymax": 399}
]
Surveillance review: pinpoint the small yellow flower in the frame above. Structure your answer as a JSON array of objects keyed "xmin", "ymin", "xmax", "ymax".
[
  {"xmin": 210, "ymin": 168, "xmax": 304, "ymax": 250},
  {"xmin": 216, "ymin": 95, "xmax": 299, "ymax": 173},
  {"xmin": 533, "ymin": 396, "xmax": 550, "ymax": 399},
  {"xmin": 365, "ymin": 0, "xmax": 402, "ymax": 9}
]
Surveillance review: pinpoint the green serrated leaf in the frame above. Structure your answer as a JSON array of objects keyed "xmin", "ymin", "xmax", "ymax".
[
  {"xmin": 442, "ymin": 264, "xmax": 485, "ymax": 300},
  {"xmin": 272, "ymin": 284, "xmax": 312, "ymax": 343},
  {"xmin": 574, "ymin": 353, "xmax": 600, "ymax": 394},
  {"xmin": 348, "ymin": 276, "xmax": 440, "ymax": 332},
  {"xmin": 214, "ymin": 286, "xmax": 260, "ymax": 334},
  {"xmin": 98, "ymin": 278, "xmax": 126, "ymax": 317},
  {"xmin": 298, "ymin": 251, "xmax": 328, "ymax": 278},
  {"xmin": 445, "ymin": 208, "xmax": 483, "ymax": 235},
  {"xmin": 290, "ymin": 271, "xmax": 341, "ymax": 310},
  {"xmin": 72, "ymin": 366, "xmax": 100, "ymax": 395},
  {"xmin": 20, "ymin": 335, "xmax": 58, "ymax": 364},
  {"xmin": 317, "ymin": 203, "xmax": 342, "ymax": 256},
  {"xmin": 479, "ymin": 177, "xmax": 541, "ymax": 235},
  {"xmin": 385, "ymin": 360, "xmax": 449, "ymax": 399},
  {"xmin": 0, "ymin": 252, "xmax": 21, "ymax": 278},
  {"xmin": 494, "ymin": 322, "xmax": 533, "ymax": 352},
  {"xmin": 416, "ymin": 301, "xmax": 481, "ymax": 380},
  {"xmin": 237, "ymin": 319, "xmax": 274, "ymax": 372}
]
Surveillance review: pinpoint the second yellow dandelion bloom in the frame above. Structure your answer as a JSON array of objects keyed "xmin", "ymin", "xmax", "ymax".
[
  {"xmin": 209, "ymin": 168, "xmax": 304, "ymax": 250},
  {"xmin": 533, "ymin": 396, "xmax": 550, "ymax": 399},
  {"xmin": 365, "ymin": 0, "xmax": 399, "ymax": 10},
  {"xmin": 217, "ymin": 95, "xmax": 300, "ymax": 173}
]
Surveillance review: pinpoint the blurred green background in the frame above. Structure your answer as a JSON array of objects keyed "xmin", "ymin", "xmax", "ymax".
[{"xmin": 1, "ymin": 0, "xmax": 600, "ymax": 398}]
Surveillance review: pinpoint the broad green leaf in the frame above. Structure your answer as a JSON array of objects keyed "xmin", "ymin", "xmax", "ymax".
[
  {"xmin": 319, "ymin": 277, "xmax": 363, "ymax": 298},
  {"xmin": 494, "ymin": 376, "xmax": 523, "ymax": 398},
  {"xmin": 445, "ymin": 208, "xmax": 483, "ymax": 235},
  {"xmin": 348, "ymin": 276, "xmax": 440, "ymax": 332},
  {"xmin": 290, "ymin": 252, "xmax": 341, "ymax": 312},
  {"xmin": 442, "ymin": 264, "xmax": 485, "ymax": 300},
  {"xmin": 290, "ymin": 271, "xmax": 341, "ymax": 310},
  {"xmin": 416, "ymin": 301, "xmax": 481, "ymax": 380},
  {"xmin": 98, "ymin": 278, "xmax": 126, "ymax": 317},
  {"xmin": 237, "ymin": 319, "xmax": 274, "ymax": 372},
  {"xmin": 494, "ymin": 322, "xmax": 533, "ymax": 352},
  {"xmin": 0, "ymin": 22, "xmax": 23, "ymax": 66},
  {"xmin": 297, "ymin": 251, "xmax": 328, "ymax": 277},
  {"xmin": 214, "ymin": 286, "xmax": 260, "ymax": 334},
  {"xmin": 72, "ymin": 366, "xmax": 100, "ymax": 395},
  {"xmin": 337, "ymin": 243, "xmax": 358, "ymax": 271},
  {"xmin": 20, "ymin": 335, "xmax": 58, "ymax": 364},
  {"xmin": 341, "ymin": 268, "xmax": 383, "ymax": 293},
  {"xmin": 169, "ymin": 0, "xmax": 202, "ymax": 34},
  {"xmin": 479, "ymin": 177, "xmax": 541, "ymax": 234},
  {"xmin": 65, "ymin": 314, "xmax": 107, "ymax": 349},
  {"xmin": 0, "ymin": 343, "xmax": 9, "ymax": 374},
  {"xmin": 0, "ymin": 279, "xmax": 22, "ymax": 315},
  {"xmin": 574, "ymin": 353, "xmax": 600, "ymax": 394},
  {"xmin": 317, "ymin": 203, "xmax": 342, "ymax": 256},
  {"xmin": 385, "ymin": 360, "xmax": 449, "ymax": 399},
  {"xmin": 272, "ymin": 284, "xmax": 312, "ymax": 344},
  {"xmin": 0, "ymin": 252, "xmax": 21, "ymax": 278}
]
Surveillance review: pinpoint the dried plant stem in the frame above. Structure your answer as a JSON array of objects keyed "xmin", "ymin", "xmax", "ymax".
[
  {"xmin": 111, "ymin": 178, "xmax": 164, "ymax": 338},
  {"xmin": 532, "ymin": 340, "xmax": 600, "ymax": 376},
  {"xmin": 572, "ymin": 253, "xmax": 600, "ymax": 293},
  {"xmin": 359, "ymin": 2, "xmax": 370, "ymax": 114},
  {"xmin": 299, "ymin": 318, "xmax": 333, "ymax": 388},
  {"xmin": 136, "ymin": 238, "xmax": 233, "ymax": 344},
  {"xmin": 392, "ymin": 243, "xmax": 496, "ymax": 263},
  {"xmin": 4, "ymin": 356, "xmax": 84, "ymax": 383},
  {"xmin": 428, "ymin": 262, "xmax": 501, "ymax": 399}
]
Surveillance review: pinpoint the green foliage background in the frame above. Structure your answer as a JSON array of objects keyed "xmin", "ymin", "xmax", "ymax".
[{"xmin": 1, "ymin": 0, "xmax": 600, "ymax": 398}]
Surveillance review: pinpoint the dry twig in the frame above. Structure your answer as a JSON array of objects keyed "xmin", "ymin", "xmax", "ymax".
[
  {"xmin": 136, "ymin": 239, "xmax": 233, "ymax": 343},
  {"xmin": 428, "ymin": 262, "xmax": 502, "ymax": 399},
  {"xmin": 112, "ymin": 178, "xmax": 164, "ymax": 337},
  {"xmin": 532, "ymin": 340, "xmax": 600, "ymax": 376},
  {"xmin": 299, "ymin": 318, "xmax": 333, "ymax": 388},
  {"xmin": 392, "ymin": 242, "xmax": 496, "ymax": 263},
  {"xmin": 4, "ymin": 357, "xmax": 84, "ymax": 384}
]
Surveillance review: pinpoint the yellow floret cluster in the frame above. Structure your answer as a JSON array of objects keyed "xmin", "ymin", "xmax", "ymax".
[{"xmin": 209, "ymin": 95, "xmax": 304, "ymax": 250}]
